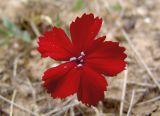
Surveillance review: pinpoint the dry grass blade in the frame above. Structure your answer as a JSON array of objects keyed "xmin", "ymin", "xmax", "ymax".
[
  {"xmin": 26, "ymin": 78, "xmax": 36, "ymax": 103},
  {"xmin": 134, "ymin": 89, "xmax": 147, "ymax": 93},
  {"xmin": 120, "ymin": 68, "xmax": 128, "ymax": 116},
  {"xmin": 92, "ymin": 106, "xmax": 100, "ymax": 116},
  {"xmin": 101, "ymin": 0, "xmax": 112, "ymax": 13},
  {"xmin": 0, "ymin": 95, "xmax": 38, "ymax": 116},
  {"xmin": 69, "ymin": 107, "xmax": 75, "ymax": 116},
  {"xmin": 0, "ymin": 108, "xmax": 9, "ymax": 116},
  {"xmin": 137, "ymin": 96, "xmax": 160, "ymax": 106},
  {"xmin": 44, "ymin": 96, "xmax": 78, "ymax": 116},
  {"xmin": 76, "ymin": 106, "xmax": 85, "ymax": 115},
  {"xmin": 10, "ymin": 90, "xmax": 17, "ymax": 116},
  {"xmin": 13, "ymin": 55, "xmax": 20, "ymax": 78},
  {"xmin": 44, "ymin": 100, "xmax": 79, "ymax": 116},
  {"xmin": 127, "ymin": 89, "xmax": 135, "ymax": 116},
  {"xmin": 127, "ymin": 81, "xmax": 156, "ymax": 88},
  {"xmin": 53, "ymin": 100, "xmax": 79, "ymax": 116},
  {"xmin": 122, "ymin": 29, "xmax": 160, "ymax": 90},
  {"xmin": 0, "ymin": 83, "xmax": 10, "ymax": 88},
  {"xmin": 29, "ymin": 20, "xmax": 41, "ymax": 37}
]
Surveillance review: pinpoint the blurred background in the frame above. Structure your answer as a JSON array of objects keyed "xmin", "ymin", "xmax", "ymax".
[{"xmin": 0, "ymin": 0, "xmax": 160, "ymax": 116}]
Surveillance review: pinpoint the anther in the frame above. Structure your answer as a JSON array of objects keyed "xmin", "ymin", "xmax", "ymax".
[
  {"xmin": 80, "ymin": 59, "xmax": 83, "ymax": 63},
  {"xmin": 77, "ymin": 64, "xmax": 82, "ymax": 67},
  {"xmin": 70, "ymin": 57, "xmax": 76, "ymax": 61},
  {"xmin": 78, "ymin": 55, "xmax": 83, "ymax": 60},
  {"xmin": 80, "ymin": 51, "xmax": 85, "ymax": 56}
]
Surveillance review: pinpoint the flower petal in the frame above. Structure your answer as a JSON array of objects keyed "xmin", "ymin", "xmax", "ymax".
[
  {"xmin": 37, "ymin": 27, "xmax": 73, "ymax": 61},
  {"xmin": 85, "ymin": 41, "xmax": 127, "ymax": 76},
  {"xmin": 43, "ymin": 62, "xmax": 80, "ymax": 98},
  {"xmin": 77, "ymin": 66, "xmax": 107, "ymax": 106},
  {"xmin": 70, "ymin": 13, "xmax": 102, "ymax": 53},
  {"xmin": 85, "ymin": 36, "xmax": 106, "ymax": 54}
]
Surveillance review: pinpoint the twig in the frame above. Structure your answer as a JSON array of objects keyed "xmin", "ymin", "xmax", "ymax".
[
  {"xmin": 0, "ymin": 95, "xmax": 38, "ymax": 116},
  {"xmin": 101, "ymin": 0, "xmax": 112, "ymax": 13},
  {"xmin": 54, "ymin": 100, "xmax": 79, "ymax": 116},
  {"xmin": 44, "ymin": 99, "xmax": 79, "ymax": 116},
  {"xmin": 44, "ymin": 96, "xmax": 77, "ymax": 116},
  {"xmin": 120, "ymin": 68, "xmax": 128, "ymax": 116},
  {"xmin": 29, "ymin": 21, "xmax": 41, "ymax": 37},
  {"xmin": 0, "ymin": 83, "xmax": 10, "ymax": 88},
  {"xmin": 94, "ymin": 0, "xmax": 100, "ymax": 14},
  {"xmin": 118, "ymin": 0, "xmax": 126, "ymax": 18},
  {"xmin": 13, "ymin": 55, "xmax": 21, "ymax": 78},
  {"xmin": 127, "ymin": 81, "xmax": 156, "ymax": 88},
  {"xmin": 10, "ymin": 90, "xmax": 17, "ymax": 116},
  {"xmin": 0, "ymin": 108, "xmax": 9, "ymax": 116},
  {"xmin": 127, "ymin": 89, "xmax": 135, "ymax": 116},
  {"xmin": 26, "ymin": 78, "xmax": 36, "ymax": 103},
  {"xmin": 32, "ymin": 82, "xmax": 43, "ymax": 86},
  {"xmin": 13, "ymin": 54, "xmax": 23, "ymax": 81},
  {"xmin": 122, "ymin": 29, "xmax": 160, "ymax": 90},
  {"xmin": 69, "ymin": 107, "xmax": 75, "ymax": 116},
  {"xmin": 127, "ymin": 88, "xmax": 147, "ymax": 93},
  {"xmin": 36, "ymin": 96, "xmax": 47, "ymax": 102},
  {"xmin": 134, "ymin": 89, "xmax": 147, "ymax": 93},
  {"xmin": 137, "ymin": 96, "xmax": 160, "ymax": 106},
  {"xmin": 92, "ymin": 106, "xmax": 99, "ymax": 116},
  {"xmin": 75, "ymin": 106, "xmax": 85, "ymax": 116}
]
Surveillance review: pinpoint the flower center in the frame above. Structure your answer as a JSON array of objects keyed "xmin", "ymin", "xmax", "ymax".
[{"xmin": 70, "ymin": 51, "xmax": 85, "ymax": 67}]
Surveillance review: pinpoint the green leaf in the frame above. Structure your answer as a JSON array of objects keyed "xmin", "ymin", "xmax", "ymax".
[
  {"xmin": 55, "ymin": 15, "xmax": 61, "ymax": 27},
  {"xmin": 73, "ymin": 0, "xmax": 85, "ymax": 11},
  {"xmin": 2, "ymin": 17, "xmax": 21, "ymax": 35},
  {"xmin": 65, "ymin": 26, "xmax": 70, "ymax": 37},
  {"xmin": 0, "ymin": 39, "xmax": 8, "ymax": 46},
  {"xmin": 111, "ymin": 3, "xmax": 122, "ymax": 12},
  {"xmin": 2, "ymin": 17, "xmax": 32, "ymax": 42},
  {"xmin": 21, "ymin": 31, "xmax": 31, "ymax": 42},
  {"xmin": 0, "ymin": 27, "xmax": 12, "ymax": 37}
]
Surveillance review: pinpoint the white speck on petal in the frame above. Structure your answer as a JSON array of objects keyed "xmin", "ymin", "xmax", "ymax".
[{"xmin": 64, "ymin": 66, "xmax": 67, "ymax": 69}]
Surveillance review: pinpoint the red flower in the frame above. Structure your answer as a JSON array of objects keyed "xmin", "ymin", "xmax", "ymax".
[{"xmin": 37, "ymin": 13, "xmax": 127, "ymax": 106}]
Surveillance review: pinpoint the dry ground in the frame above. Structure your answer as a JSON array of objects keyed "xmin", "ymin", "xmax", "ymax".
[{"xmin": 0, "ymin": 0, "xmax": 160, "ymax": 116}]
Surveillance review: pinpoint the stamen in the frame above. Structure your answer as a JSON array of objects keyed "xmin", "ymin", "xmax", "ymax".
[
  {"xmin": 78, "ymin": 55, "xmax": 83, "ymax": 60},
  {"xmin": 81, "ymin": 51, "xmax": 85, "ymax": 56},
  {"xmin": 80, "ymin": 59, "xmax": 83, "ymax": 63},
  {"xmin": 70, "ymin": 57, "xmax": 76, "ymax": 61},
  {"xmin": 77, "ymin": 64, "xmax": 82, "ymax": 67},
  {"xmin": 70, "ymin": 51, "xmax": 85, "ymax": 66}
]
